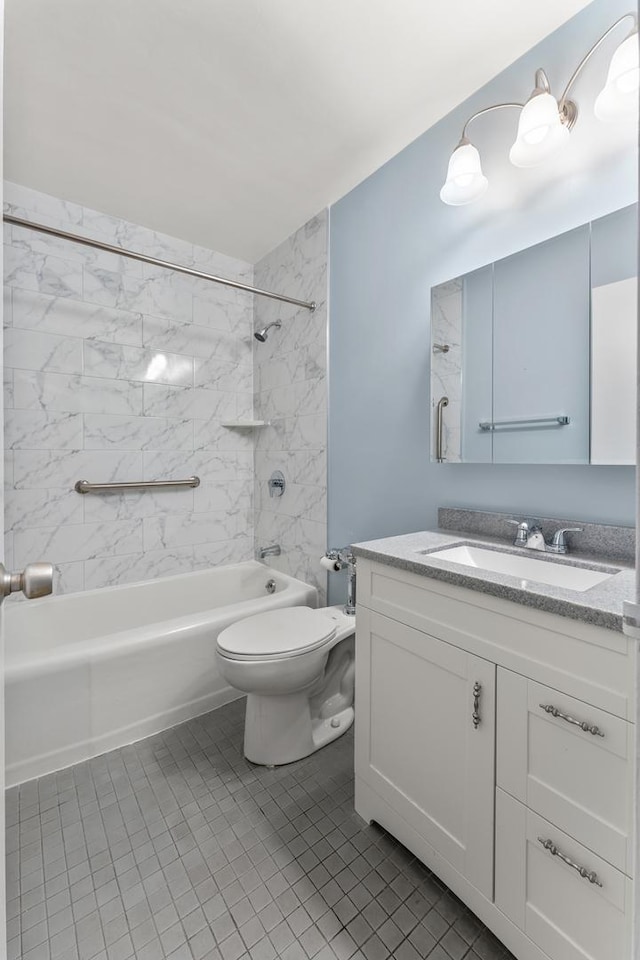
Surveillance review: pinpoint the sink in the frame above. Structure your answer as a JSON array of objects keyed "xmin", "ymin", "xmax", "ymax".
[{"xmin": 424, "ymin": 544, "xmax": 618, "ymax": 592}]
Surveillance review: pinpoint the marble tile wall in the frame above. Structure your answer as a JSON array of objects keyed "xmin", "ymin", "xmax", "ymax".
[
  {"xmin": 253, "ymin": 212, "xmax": 328, "ymax": 603},
  {"xmin": 3, "ymin": 182, "xmax": 256, "ymax": 593}
]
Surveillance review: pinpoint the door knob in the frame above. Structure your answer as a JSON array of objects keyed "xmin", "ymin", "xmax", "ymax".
[{"xmin": 0, "ymin": 562, "xmax": 54, "ymax": 599}]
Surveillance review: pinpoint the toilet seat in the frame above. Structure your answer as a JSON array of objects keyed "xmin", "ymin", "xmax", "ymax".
[{"xmin": 217, "ymin": 607, "xmax": 337, "ymax": 661}]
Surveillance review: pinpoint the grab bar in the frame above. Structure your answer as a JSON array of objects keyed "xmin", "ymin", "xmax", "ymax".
[
  {"xmin": 435, "ymin": 396, "xmax": 449, "ymax": 462},
  {"xmin": 75, "ymin": 476, "xmax": 200, "ymax": 494},
  {"xmin": 479, "ymin": 415, "xmax": 569, "ymax": 432}
]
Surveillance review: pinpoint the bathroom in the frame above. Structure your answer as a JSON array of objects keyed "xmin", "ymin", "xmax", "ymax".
[{"xmin": 2, "ymin": 0, "xmax": 639, "ymax": 958}]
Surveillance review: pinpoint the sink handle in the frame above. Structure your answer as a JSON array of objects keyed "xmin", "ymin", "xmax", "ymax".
[
  {"xmin": 552, "ymin": 527, "xmax": 583, "ymax": 542},
  {"xmin": 550, "ymin": 527, "xmax": 583, "ymax": 554},
  {"xmin": 504, "ymin": 518, "xmax": 529, "ymax": 547}
]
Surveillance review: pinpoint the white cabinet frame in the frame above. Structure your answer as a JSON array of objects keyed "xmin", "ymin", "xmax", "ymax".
[{"xmin": 355, "ymin": 558, "xmax": 636, "ymax": 960}]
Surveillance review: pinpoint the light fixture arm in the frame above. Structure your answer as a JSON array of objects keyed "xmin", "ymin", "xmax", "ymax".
[
  {"xmin": 559, "ymin": 12, "xmax": 638, "ymax": 111},
  {"xmin": 460, "ymin": 102, "xmax": 524, "ymax": 141},
  {"xmin": 534, "ymin": 68, "xmax": 551, "ymax": 93}
]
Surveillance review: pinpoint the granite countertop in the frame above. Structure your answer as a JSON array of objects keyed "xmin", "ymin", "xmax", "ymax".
[{"xmin": 352, "ymin": 527, "xmax": 635, "ymax": 632}]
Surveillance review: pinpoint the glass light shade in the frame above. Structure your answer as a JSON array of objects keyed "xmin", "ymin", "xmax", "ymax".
[
  {"xmin": 439, "ymin": 142, "xmax": 488, "ymax": 205},
  {"xmin": 594, "ymin": 32, "xmax": 639, "ymax": 121},
  {"xmin": 509, "ymin": 92, "xmax": 569, "ymax": 168}
]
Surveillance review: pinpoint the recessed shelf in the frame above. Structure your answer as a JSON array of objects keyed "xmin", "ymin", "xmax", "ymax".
[{"xmin": 221, "ymin": 420, "xmax": 269, "ymax": 428}]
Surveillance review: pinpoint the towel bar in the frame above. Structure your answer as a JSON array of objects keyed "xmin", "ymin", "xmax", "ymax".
[
  {"xmin": 74, "ymin": 477, "xmax": 200, "ymax": 494},
  {"xmin": 479, "ymin": 416, "xmax": 570, "ymax": 432}
]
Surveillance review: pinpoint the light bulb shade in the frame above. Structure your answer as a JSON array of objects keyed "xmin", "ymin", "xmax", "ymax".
[
  {"xmin": 594, "ymin": 32, "xmax": 639, "ymax": 121},
  {"xmin": 439, "ymin": 141, "xmax": 488, "ymax": 205},
  {"xmin": 509, "ymin": 91, "xmax": 569, "ymax": 168}
]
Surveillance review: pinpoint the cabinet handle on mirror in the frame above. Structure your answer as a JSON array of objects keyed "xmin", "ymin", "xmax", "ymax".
[
  {"xmin": 537, "ymin": 838, "xmax": 603, "ymax": 887},
  {"xmin": 539, "ymin": 703, "xmax": 605, "ymax": 737},
  {"xmin": 435, "ymin": 396, "xmax": 449, "ymax": 463},
  {"xmin": 472, "ymin": 681, "xmax": 481, "ymax": 729}
]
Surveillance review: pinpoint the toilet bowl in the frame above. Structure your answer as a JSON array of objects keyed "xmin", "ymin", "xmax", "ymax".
[{"xmin": 216, "ymin": 605, "xmax": 355, "ymax": 766}]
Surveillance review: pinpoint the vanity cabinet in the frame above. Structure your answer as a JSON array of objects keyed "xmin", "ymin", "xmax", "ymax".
[{"xmin": 355, "ymin": 558, "xmax": 636, "ymax": 960}]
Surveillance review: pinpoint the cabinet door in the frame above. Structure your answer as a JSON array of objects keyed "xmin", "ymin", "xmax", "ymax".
[
  {"xmin": 462, "ymin": 265, "xmax": 493, "ymax": 463},
  {"xmin": 496, "ymin": 789, "xmax": 632, "ymax": 960},
  {"xmin": 590, "ymin": 203, "xmax": 638, "ymax": 466},
  {"xmin": 497, "ymin": 668, "xmax": 633, "ymax": 875},
  {"xmin": 492, "ymin": 224, "xmax": 590, "ymax": 464},
  {"xmin": 355, "ymin": 608, "xmax": 495, "ymax": 898}
]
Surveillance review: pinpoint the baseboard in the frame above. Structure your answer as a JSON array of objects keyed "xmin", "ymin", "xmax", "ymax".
[{"xmin": 6, "ymin": 686, "xmax": 245, "ymax": 788}]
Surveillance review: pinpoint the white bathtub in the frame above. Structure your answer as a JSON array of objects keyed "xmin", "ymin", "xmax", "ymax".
[{"xmin": 5, "ymin": 561, "xmax": 317, "ymax": 786}]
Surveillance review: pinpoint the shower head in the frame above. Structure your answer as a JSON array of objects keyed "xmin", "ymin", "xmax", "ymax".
[{"xmin": 254, "ymin": 320, "xmax": 282, "ymax": 342}]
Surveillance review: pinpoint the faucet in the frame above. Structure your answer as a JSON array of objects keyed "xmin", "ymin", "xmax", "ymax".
[
  {"xmin": 325, "ymin": 548, "xmax": 356, "ymax": 616},
  {"xmin": 504, "ymin": 520, "xmax": 582, "ymax": 554},
  {"xmin": 257, "ymin": 544, "xmax": 281, "ymax": 560}
]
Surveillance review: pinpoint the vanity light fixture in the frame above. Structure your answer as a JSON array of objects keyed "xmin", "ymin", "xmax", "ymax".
[{"xmin": 440, "ymin": 13, "xmax": 638, "ymax": 205}]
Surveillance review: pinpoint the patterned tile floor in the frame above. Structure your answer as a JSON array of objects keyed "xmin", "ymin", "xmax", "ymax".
[{"xmin": 7, "ymin": 699, "xmax": 515, "ymax": 960}]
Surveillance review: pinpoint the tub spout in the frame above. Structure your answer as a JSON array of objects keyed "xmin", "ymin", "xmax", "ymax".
[{"xmin": 257, "ymin": 544, "xmax": 281, "ymax": 560}]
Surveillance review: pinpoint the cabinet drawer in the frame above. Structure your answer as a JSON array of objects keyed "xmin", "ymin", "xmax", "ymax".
[
  {"xmin": 496, "ymin": 789, "xmax": 632, "ymax": 960},
  {"xmin": 497, "ymin": 668, "xmax": 633, "ymax": 875}
]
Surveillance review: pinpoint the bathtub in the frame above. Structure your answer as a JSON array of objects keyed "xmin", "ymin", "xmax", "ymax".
[{"xmin": 5, "ymin": 561, "xmax": 317, "ymax": 786}]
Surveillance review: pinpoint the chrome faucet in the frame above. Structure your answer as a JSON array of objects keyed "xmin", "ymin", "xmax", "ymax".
[
  {"xmin": 257, "ymin": 544, "xmax": 281, "ymax": 560},
  {"xmin": 504, "ymin": 520, "xmax": 582, "ymax": 554}
]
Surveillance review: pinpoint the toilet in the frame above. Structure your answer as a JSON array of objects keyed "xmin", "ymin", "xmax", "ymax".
[{"xmin": 216, "ymin": 605, "xmax": 355, "ymax": 766}]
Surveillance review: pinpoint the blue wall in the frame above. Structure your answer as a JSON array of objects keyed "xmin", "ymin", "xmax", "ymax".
[{"xmin": 328, "ymin": 0, "xmax": 638, "ymax": 574}]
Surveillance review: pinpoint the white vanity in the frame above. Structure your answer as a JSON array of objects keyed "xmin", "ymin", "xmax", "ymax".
[{"xmin": 353, "ymin": 515, "xmax": 636, "ymax": 960}]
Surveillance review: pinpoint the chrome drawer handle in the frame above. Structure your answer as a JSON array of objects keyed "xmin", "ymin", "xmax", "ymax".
[
  {"xmin": 537, "ymin": 838, "xmax": 603, "ymax": 887},
  {"xmin": 472, "ymin": 681, "xmax": 481, "ymax": 729},
  {"xmin": 539, "ymin": 703, "xmax": 605, "ymax": 737}
]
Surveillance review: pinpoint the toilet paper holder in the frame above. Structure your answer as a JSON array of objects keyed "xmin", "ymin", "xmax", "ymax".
[{"xmin": 323, "ymin": 548, "xmax": 356, "ymax": 617}]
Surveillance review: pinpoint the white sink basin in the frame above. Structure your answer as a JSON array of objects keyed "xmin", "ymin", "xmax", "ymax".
[{"xmin": 425, "ymin": 544, "xmax": 617, "ymax": 593}]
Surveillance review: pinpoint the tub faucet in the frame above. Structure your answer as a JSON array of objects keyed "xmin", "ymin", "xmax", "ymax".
[
  {"xmin": 257, "ymin": 544, "xmax": 281, "ymax": 560},
  {"xmin": 325, "ymin": 548, "xmax": 356, "ymax": 616}
]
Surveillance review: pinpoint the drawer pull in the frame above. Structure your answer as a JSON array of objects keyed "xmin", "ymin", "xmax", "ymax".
[
  {"xmin": 539, "ymin": 703, "xmax": 605, "ymax": 737},
  {"xmin": 472, "ymin": 681, "xmax": 481, "ymax": 729},
  {"xmin": 537, "ymin": 837, "xmax": 603, "ymax": 887}
]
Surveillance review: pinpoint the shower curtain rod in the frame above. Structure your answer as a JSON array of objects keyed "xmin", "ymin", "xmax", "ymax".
[{"xmin": 3, "ymin": 215, "xmax": 317, "ymax": 312}]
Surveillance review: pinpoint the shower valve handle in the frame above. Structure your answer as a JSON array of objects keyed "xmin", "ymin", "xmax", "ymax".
[{"xmin": 0, "ymin": 562, "xmax": 54, "ymax": 600}]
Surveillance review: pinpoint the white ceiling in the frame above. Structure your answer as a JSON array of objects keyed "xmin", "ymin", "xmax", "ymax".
[{"xmin": 5, "ymin": 0, "xmax": 592, "ymax": 262}]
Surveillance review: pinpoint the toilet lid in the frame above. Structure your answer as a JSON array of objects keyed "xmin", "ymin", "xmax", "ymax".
[{"xmin": 217, "ymin": 607, "xmax": 336, "ymax": 660}]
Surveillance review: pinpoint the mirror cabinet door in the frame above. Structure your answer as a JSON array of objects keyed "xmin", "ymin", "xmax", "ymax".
[
  {"xmin": 590, "ymin": 206, "xmax": 637, "ymax": 466},
  {"xmin": 492, "ymin": 226, "xmax": 590, "ymax": 464},
  {"xmin": 461, "ymin": 266, "xmax": 493, "ymax": 463}
]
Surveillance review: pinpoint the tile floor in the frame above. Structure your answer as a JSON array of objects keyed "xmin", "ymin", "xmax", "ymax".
[{"xmin": 7, "ymin": 699, "xmax": 515, "ymax": 960}]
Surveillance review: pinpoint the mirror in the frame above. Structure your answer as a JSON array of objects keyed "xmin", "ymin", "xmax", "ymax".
[{"xmin": 431, "ymin": 203, "xmax": 638, "ymax": 465}]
